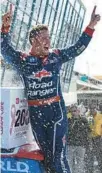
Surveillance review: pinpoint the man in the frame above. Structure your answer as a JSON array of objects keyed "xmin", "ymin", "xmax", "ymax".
[
  {"xmin": 78, "ymin": 102, "xmax": 86, "ymax": 117},
  {"xmin": 67, "ymin": 105, "xmax": 90, "ymax": 173},
  {"xmin": 99, "ymin": 103, "xmax": 102, "ymax": 114},
  {"xmin": 86, "ymin": 104, "xmax": 102, "ymax": 173},
  {"xmin": 1, "ymin": 4, "xmax": 100, "ymax": 173}
]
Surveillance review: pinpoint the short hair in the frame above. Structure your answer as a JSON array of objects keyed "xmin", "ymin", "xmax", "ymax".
[
  {"xmin": 70, "ymin": 105, "xmax": 77, "ymax": 111},
  {"xmin": 29, "ymin": 24, "xmax": 48, "ymax": 45},
  {"xmin": 89, "ymin": 103, "xmax": 96, "ymax": 109}
]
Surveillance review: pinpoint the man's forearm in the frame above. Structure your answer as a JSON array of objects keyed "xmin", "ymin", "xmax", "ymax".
[{"xmin": 1, "ymin": 26, "xmax": 21, "ymax": 66}]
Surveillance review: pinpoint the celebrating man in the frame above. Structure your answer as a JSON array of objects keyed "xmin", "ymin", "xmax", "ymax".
[{"xmin": 1, "ymin": 4, "xmax": 100, "ymax": 173}]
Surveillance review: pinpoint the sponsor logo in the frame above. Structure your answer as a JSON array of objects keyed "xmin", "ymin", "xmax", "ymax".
[
  {"xmin": 10, "ymin": 105, "xmax": 29, "ymax": 135},
  {"xmin": 28, "ymin": 81, "xmax": 56, "ymax": 97},
  {"xmin": 0, "ymin": 160, "xmax": 29, "ymax": 172},
  {"xmin": 29, "ymin": 57, "xmax": 36, "ymax": 63},
  {"xmin": 0, "ymin": 158, "xmax": 44, "ymax": 173},
  {"xmin": 0, "ymin": 116, "xmax": 3, "ymax": 135},
  {"xmin": 77, "ymin": 45, "xmax": 86, "ymax": 54},
  {"xmin": 0, "ymin": 102, "xmax": 4, "ymax": 115},
  {"xmin": 27, "ymin": 69, "xmax": 52, "ymax": 80},
  {"xmin": 16, "ymin": 98, "xmax": 19, "ymax": 104},
  {"xmin": 16, "ymin": 98, "xmax": 27, "ymax": 105},
  {"xmin": 10, "ymin": 104, "xmax": 16, "ymax": 135},
  {"xmin": 27, "ymin": 88, "xmax": 56, "ymax": 97},
  {"xmin": 29, "ymin": 81, "xmax": 52, "ymax": 89}
]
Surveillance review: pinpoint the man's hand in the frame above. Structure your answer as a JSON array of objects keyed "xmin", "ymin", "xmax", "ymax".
[
  {"xmin": 88, "ymin": 6, "xmax": 101, "ymax": 29},
  {"xmin": 2, "ymin": 4, "xmax": 12, "ymax": 29}
]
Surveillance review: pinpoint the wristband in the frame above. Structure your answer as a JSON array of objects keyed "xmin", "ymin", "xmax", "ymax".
[
  {"xmin": 84, "ymin": 27, "xmax": 95, "ymax": 37},
  {"xmin": 1, "ymin": 24, "xmax": 10, "ymax": 33}
]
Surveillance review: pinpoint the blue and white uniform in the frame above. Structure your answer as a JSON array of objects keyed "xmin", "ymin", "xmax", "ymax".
[{"xmin": 1, "ymin": 27, "xmax": 94, "ymax": 173}]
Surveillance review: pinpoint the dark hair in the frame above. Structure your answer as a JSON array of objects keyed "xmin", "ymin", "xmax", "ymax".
[
  {"xmin": 29, "ymin": 24, "xmax": 48, "ymax": 45},
  {"xmin": 89, "ymin": 103, "xmax": 96, "ymax": 109},
  {"xmin": 70, "ymin": 105, "xmax": 77, "ymax": 111}
]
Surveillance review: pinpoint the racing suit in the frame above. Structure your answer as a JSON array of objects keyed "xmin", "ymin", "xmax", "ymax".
[{"xmin": 1, "ymin": 27, "xmax": 94, "ymax": 173}]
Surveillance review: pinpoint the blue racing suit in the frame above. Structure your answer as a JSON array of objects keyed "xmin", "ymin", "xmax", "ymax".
[{"xmin": 1, "ymin": 27, "xmax": 94, "ymax": 173}]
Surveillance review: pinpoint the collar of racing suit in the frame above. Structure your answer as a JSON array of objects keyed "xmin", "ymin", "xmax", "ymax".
[{"xmin": 29, "ymin": 52, "xmax": 48, "ymax": 65}]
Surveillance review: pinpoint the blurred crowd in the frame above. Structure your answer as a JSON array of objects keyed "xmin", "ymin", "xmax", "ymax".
[{"xmin": 66, "ymin": 102, "xmax": 102, "ymax": 173}]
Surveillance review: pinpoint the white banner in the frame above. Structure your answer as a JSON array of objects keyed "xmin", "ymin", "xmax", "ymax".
[{"xmin": 0, "ymin": 88, "xmax": 34, "ymax": 149}]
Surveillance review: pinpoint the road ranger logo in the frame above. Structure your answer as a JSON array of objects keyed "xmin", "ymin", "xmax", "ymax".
[
  {"xmin": 28, "ymin": 69, "xmax": 52, "ymax": 80},
  {"xmin": 29, "ymin": 81, "xmax": 52, "ymax": 89},
  {"xmin": 28, "ymin": 81, "xmax": 56, "ymax": 97}
]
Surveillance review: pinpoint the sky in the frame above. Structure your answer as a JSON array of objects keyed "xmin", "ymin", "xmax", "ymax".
[{"xmin": 74, "ymin": 0, "xmax": 102, "ymax": 77}]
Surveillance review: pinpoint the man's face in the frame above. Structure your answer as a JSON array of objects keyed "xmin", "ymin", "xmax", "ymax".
[
  {"xmin": 31, "ymin": 29, "xmax": 50, "ymax": 57},
  {"xmin": 71, "ymin": 107, "xmax": 79, "ymax": 117},
  {"xmin": 89, "ymin": 105, "xmax": 97, "ymax": 116},
  {"xmin": 99, "ymin": 104, "xmax": 102, "ymax": 113}
]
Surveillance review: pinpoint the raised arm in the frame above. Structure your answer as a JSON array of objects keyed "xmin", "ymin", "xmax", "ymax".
[
  {"xmin": 53, "ymin": 6, "xmax": 100, "ymax": 64},
  {"xmin": 1, "ymin": 4, "xmax": 22, "ymax": 67}
]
